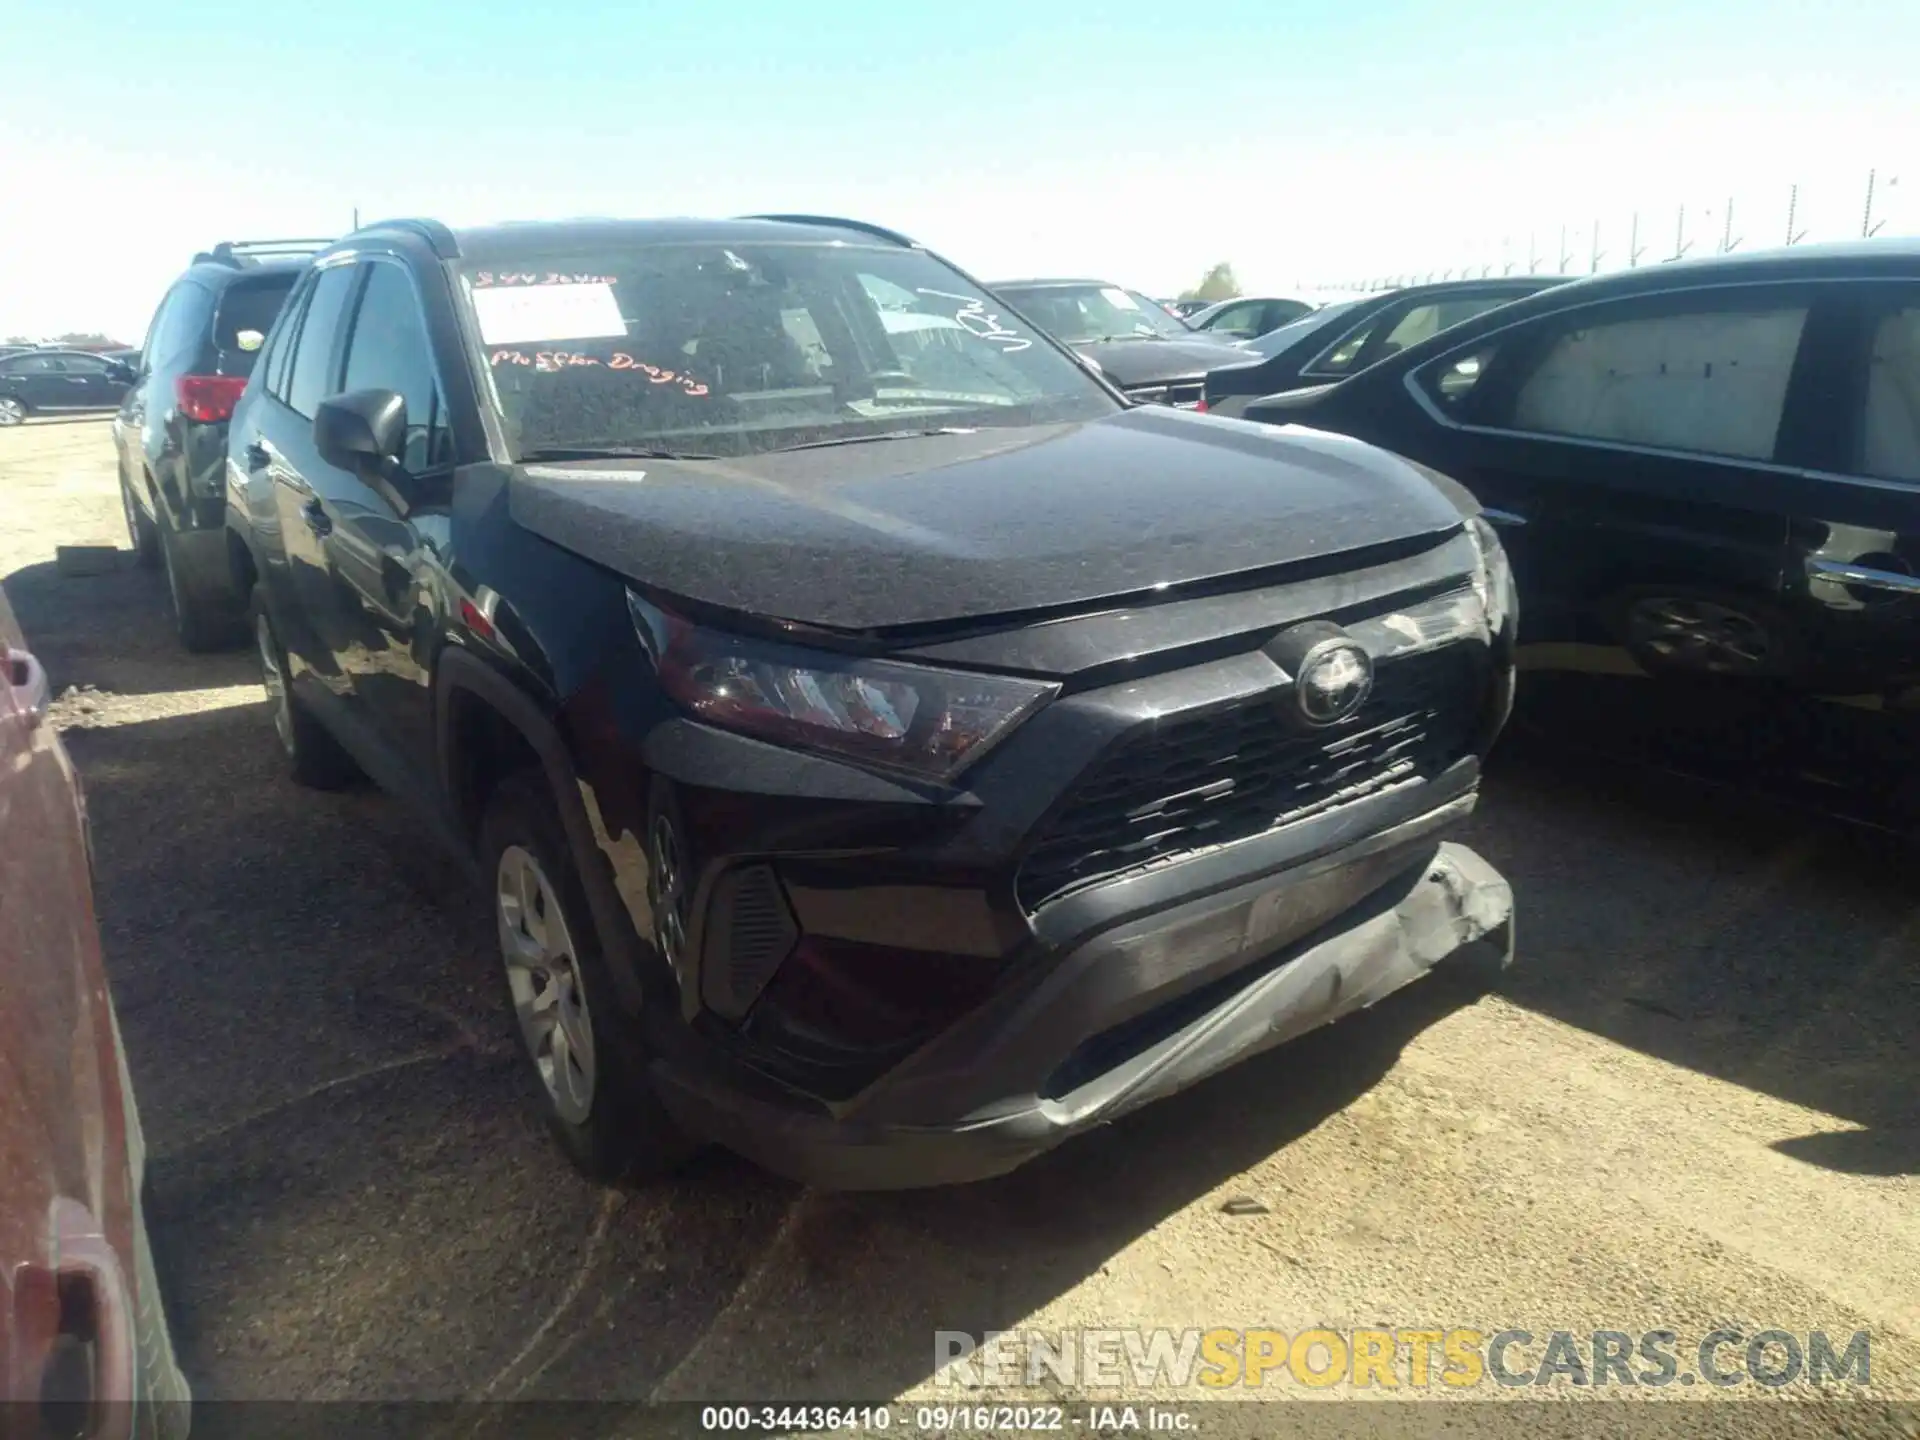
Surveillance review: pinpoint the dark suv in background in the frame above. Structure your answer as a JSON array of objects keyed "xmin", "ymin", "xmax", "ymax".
[
  {"xmin": 114, "ymin": 238, "xmax": 329, "ymax": 649},
  {"xmin": 228, "ymin": 214, "xmax": 1517, "ymax": 1189}
]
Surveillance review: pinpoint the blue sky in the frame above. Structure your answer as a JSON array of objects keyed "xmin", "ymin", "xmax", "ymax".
[{"xmin": 2, "ymin": 0, "xmax": 1914, "ymax": 340}]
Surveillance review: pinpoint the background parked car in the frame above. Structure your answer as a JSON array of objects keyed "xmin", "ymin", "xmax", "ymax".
[
  {"xmin": 1186, "ymin": 292, "xmax": 1345, "ymax": 340},
  {"xmin": 1242, "ymin": 241, "xmax": 1920, "ymax": 829},
  {"xmin": 0, "ymin": 348, "xmax": 137, "ymax": 425},
  {"xmin": 114, "ymin": 237, "xmax": 329, "ymax": 650},
  {"xmin": 1166, "ymin": 298, "xmax": 1211, "ymax": 318},
  {"xmin": 1201, "ymin": 277, "xmax": 1565, "ymax": 416},
  {"xmin": 0, "ymin": 590, "xmax": 192, "ymax": 1438},
  {"xmin": 992, "ymin": 277, "xmax": 1247, "ymax": 407}
]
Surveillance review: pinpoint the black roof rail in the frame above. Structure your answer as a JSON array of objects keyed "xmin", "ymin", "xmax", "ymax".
[
  {"xmin": 349, "ymin": 217, "xmax": 461, "ymax": 259},
  {"xmin": 191, "ymin": 238, "xmax": 334, "ymax": 268},
  {"xmin": 739, "ymin": 214, "xmax": 917, "ymax": 247}
]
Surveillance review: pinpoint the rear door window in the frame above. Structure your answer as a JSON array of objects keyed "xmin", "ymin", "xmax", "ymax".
[
  {"xmin": 151, "ymin": 282, "xmax": 215, "ymax": 375},
  {"xmin": 284, "ymin": 264, "xmax": 361, "ymax": 419},
  {"xmin": 263, "ymin": 272, "xmax": 315, "ymax": 402},
  {"xmin": 1503, "ymin": 303, "xmax": 1809, "ymax": 461},
  {"xmin": 213, "ymin": 274, "xmax": 301, "ymax": 373},
  {"xmin": 1860, "ymin": 303, "xmax": 1920, "ymax": 484}
]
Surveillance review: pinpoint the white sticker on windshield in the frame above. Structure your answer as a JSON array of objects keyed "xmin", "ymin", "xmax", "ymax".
[
  {"xmin": 471, "ymin": 282, "xmax": 626, "ymax": 345},
  {"xmin": 1101, "ymin": 287, "xmax": 1139, "ymax": 310}
]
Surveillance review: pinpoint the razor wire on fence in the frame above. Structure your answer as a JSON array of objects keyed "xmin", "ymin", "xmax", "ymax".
[{"xmin": 1302, "ymin": 169, "xmax": 1902, "ymax": 293}]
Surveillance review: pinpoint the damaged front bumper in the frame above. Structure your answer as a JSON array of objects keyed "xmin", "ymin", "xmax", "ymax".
[{"xmin": 649, "ymin": 794, "xmax": 1514, "ymax": 1190}]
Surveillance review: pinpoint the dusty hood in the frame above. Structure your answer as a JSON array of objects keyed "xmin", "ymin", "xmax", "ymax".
[
  {"xmin": 507, "ymin": 406, "xmax": 1465, "ymax": 632},
  {"xmin": 1077, "ymin": 336, "xmax": 1249, "ymax": 388}
]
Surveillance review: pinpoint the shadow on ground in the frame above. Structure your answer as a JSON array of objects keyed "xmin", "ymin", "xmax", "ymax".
[
  {"xmin": 3, "ymin": 556, "xmax": 257, "ymax": 696},
  {"xmin": 1474, "ymin": 691, "xmax": 1919, "ymax": 1182}
]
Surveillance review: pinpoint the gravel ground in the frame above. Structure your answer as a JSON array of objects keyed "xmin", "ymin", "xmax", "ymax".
[{"xmin": 3, "ymin": 419, "xmax": 1915, "ymax": 1436}]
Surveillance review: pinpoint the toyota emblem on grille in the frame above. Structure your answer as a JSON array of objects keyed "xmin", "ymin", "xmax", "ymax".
[{"xmin": 1264, "ymin": 622, "xmax": 1375, "ymax": 728}]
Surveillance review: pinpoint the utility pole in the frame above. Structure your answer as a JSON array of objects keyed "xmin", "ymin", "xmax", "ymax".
[
  {"xmin": 1501, "ymin": 236, "xmax": 1514, "ymax": 275},
  {"xmin": 1527, "ymin": 232, "xmax": 1540, "ymax": 273},
  {"xmin": 352, "ymin": 206, "xmax": 360, "ymax": 230},
  {"xmin": 1557, "ymin": 224, "xmax": 1572, "ymax": 274},
  {"xmin": 1718, "ymin": 198, "xmax": 1742, "ymax": 253},
  {"xmin": 1589, "ymin": 219, "xmax": 1605, "ymax": 273},
  {"xmin": 1785, "ymin": 184, "xmax": 1808, "ymax": 245},
  {"xmin": 1629, "ymin": 211, "xmax": 1647, "ymax": 267},
  {"xmin": 1863, "ymin": 169, "xmax": 1896, "ymax": 237},
  {"xmin": 1669, "ymin": 204, "xmax": 1693, "ymax": 262}
]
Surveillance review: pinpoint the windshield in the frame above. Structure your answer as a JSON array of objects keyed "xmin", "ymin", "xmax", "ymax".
[
  {"xmin": 461, "ymin": 244, "xmax": 1115, "ymax": 460},
  {"xmin": 1242, "ymin": 298, "xmax": 1369, "ymax": 357},
  {"xmin": 993, "ymin": 283, "xmax": 1195, "ymax": 344}
]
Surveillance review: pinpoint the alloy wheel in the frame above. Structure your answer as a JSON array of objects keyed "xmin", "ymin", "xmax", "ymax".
[
  {"xmin": 0, "ymin": 397, "xmax": 25, "ymax": 426},
  {"xmin": 1628, "ymin": 596, "xmax": 1773, "ymax": 675},
  {"xmin": 497, "ymin": 844, "xmax": 597, "ymax": 1125},
  {"xmin": 254, "ymin": 614, "xmax": 295, "ymax": 756}
]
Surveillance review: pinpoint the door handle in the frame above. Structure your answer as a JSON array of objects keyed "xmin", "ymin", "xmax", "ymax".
[
  {"xmin": 5, "ymin": 646, "xmax": 50, "ymax": 727},
  {"xmin": 245, "ymin": 441, "xmax": 272, "ymax": 471},
  {"xmin": 303, "ymin": 500, "xmax": 333, "ymax": 536}
]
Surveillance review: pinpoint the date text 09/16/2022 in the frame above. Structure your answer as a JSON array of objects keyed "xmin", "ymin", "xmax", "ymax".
[{"xmin": 698, "ymin": 1404, "xmax": 1197, "ymax": 1432}]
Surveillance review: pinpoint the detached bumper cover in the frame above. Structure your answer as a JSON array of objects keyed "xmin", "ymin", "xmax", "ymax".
[{"xmin": 650, "ymin": 832, "xmax": 1513, "ymax": 1190}]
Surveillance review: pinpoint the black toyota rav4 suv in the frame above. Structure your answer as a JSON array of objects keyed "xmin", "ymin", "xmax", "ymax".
[{"xmin": 228, "ymin": 215, "xmax": 1518, "ymax": 1189}]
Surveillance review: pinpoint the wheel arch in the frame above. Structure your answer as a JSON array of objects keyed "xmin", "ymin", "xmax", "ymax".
[{"xmin": 436, "ymin": 647, "xmax": 652, "ymax": 1013}]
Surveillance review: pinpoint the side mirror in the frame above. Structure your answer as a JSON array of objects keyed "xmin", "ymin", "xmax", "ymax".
[
  {"xmin": 314, "ymin": 389, "xmax": 406, "ymax": 473},
  {"xmin": 106, "ymin": 361, "xmax": 136, "ymax": 384}
]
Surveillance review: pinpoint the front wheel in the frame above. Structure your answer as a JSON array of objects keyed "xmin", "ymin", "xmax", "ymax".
[
  {"xmin": 1606, "ymin": 586, "xmax": 1804, "ymax": 681},
  {"xmin": 251, "ymin": 584, "xmax": 361, "ymax": 789},
  {"xmin": 0, "ymin": 396, "xmax": 28, "ymax": 426},
  {"xmin": 480, "ymin": 770, "xmax": 696, "ymax": 1184}
]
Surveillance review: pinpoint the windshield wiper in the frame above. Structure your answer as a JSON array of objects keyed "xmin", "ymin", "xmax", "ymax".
[
  {"xmin": 770, "ymin": 427, "xmax": 979, "ymax": 453},
  {"xmin": 517, "ymin": 445, "xmax": 721, "ymax": 462}
]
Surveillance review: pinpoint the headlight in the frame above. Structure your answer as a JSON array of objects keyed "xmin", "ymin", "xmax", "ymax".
[
  {"xmin": 1466, "ymin": 515, "xmax": 1517, "ymax": 639},
  {"xmin": 629, "ymin": 592, "xmax": 1058, "ymax": 781}
]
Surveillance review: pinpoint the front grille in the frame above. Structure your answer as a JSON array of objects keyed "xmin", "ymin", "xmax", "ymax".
[
  {"xmin": 1124, "ymin": 379, "xmax": 1205, "ymax": 408},
  {"xmin": 1015, "ymin": 645, "xmax": 1482, "ymax": 911}
]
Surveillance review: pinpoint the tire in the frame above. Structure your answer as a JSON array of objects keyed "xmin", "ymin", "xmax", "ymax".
[
  {"xmin": 120, "ymin": 462, "xmax": 160, "ymax": 569},
  {"xmin": 479, "ymin": 769, "xmax": 696, "ymax": 1184},
  {"xmin": 160, "ymin": 520, "xmax": 242, "ymax": 652},
  {"xmin": 250, "ymin": 583, "xmax": 361, "ymax": 789},
  {"xmin": 0, "ymin": 395, "xmax": 28, "ymax": 426},
  {"xmin": 1603, "ymin": 585, "xmax": 1805, "ymax": 681}
]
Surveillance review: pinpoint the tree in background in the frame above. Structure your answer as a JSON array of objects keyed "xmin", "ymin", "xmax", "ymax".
[{"xmin": 1178, "ymin": 263, "xmax": 1241, "ymax": 304}]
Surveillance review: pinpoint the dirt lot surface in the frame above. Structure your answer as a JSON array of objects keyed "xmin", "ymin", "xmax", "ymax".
[{"xmin": 4, "ymin": 419, "xmax": 1916, "ymax": 1436}]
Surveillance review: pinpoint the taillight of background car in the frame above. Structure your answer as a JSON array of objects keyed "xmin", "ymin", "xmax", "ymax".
[{"xmin": 173, "ymin": 375, "xmax": 248, "ymax": 423}]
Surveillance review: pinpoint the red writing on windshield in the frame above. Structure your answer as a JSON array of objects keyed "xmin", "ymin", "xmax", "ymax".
[
  {"xmin": 489, "ymin": 349, "xmax": 709, "ymax": 397},
  {"xmin": 473, "ymin": 272, "xmax": 619, "ymax": 288}
]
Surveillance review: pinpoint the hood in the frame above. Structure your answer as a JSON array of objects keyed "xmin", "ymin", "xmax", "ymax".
[
  {"xmin": 1072, "ymin": 336, "xmax": 1249, "ymax": 388},
  {"xmin": 507, "ymin": 406, "xmax": 1465, "ymax": 633}
]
